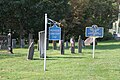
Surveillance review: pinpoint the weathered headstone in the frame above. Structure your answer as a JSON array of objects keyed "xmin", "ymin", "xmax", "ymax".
[
  {"xmin": 29, "ymin": 39, "xmax": 34, "ymax": 47},
  {"xmin": 0, "ymin": 40, "xmax": 2, "ymax": 49},
  {"xmin": 82, "ymin": 40, "xmax": 85, "ymax": 47},
  {"xmin": 53, "ymin": 41, "xmax": 57, "ymax": 50},
  {"xmin": 84, "ymin": 37, "xmax": 93, "ymax": 46},
  {"xmin": 12, "ymin": 39, "xmax": 16, "ymax": 48},
  {"xmin": 58, "ymin": 40, "xmax": 61, "ymax": 49},
  {"xmin": 0, "ymin": 43, "xmax": 1, "ymax": 49},
  {"xmin": 85, "ymin": 37, "xmax": 97, "ymax": 46},
  {"xmin": 70, "ymin": 37, "xmax": 75, "ymax": 53},
  {"xmin": 65, "ymin": 41, "xmax": 69, "ymax": 49},
  {"xmin": 60, "ymin": 40, "xmax": 64, "ymax": 55},
  {"xmin": 20, "ymin": 39, "xmax": 25, "ymax": 48},
  {"xmin": 37, "ymin": 40, "xmax": 39, "ymax": 51},
  {"xmin": 78, "ymin": 35, "xmax": 82, "ymax": 53},
  {"xmin": 39, "ymin": 31, "xmax": 45, "ymax": 58},
  {"xmin": 7, "ymin": 31, "xmax": 13, "ymax": 54},
  {"xmin": 27, "ymin": 41, "xmax": 34, "ymax": 60},
  {"xmin": 0, "ymin": 35, "xmax": 7, "ymax": 50}
]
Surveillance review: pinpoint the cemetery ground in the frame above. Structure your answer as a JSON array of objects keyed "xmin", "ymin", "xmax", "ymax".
[{"xmin": 0, "ymin": 40, "xmax": 120, "ymax": 80}]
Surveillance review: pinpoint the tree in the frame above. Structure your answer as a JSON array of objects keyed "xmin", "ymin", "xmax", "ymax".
[
  {"xmin": 0, "ymin": 0, "xmax": 119, "ymax": 41},
  {"xmin": 0, "ymin": 0, "xmax": 70, "ymax": 42},
  {"xmin": 65, "ymin": 0, "xmax": 118, "ymax": 40}
]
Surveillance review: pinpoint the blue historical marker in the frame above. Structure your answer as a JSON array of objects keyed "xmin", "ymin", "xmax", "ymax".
[
  {"xmin": 86, "ymin": 26, "xmax": 104, "ymax": 37},
  {"xmin": 49, "ymin": 24, "xmax": 61, "ymax": 40},
  {"xmin": 85, "ymin": 25, "xmax": 104, "ymax": 58}
]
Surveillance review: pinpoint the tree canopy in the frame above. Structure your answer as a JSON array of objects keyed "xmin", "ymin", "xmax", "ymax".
[
  {"xmin": 0, "ymin": 0, "xmax": 119, "ymax": 41},
  {"xmin": 65, "ymin": 0, "xmax": 118, "ymax": 39}
]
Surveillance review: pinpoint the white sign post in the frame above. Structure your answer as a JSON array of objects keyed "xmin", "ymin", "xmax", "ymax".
[
  {"xmin": 44, "ymin": 14, "xmax": 61, "ymax": 71},
  {"xmin": 92, "ymin": 37, "xmax": 95, "ymax": 58},
  {"xmin": 44, "ymin": 14, "xmax": 47, "ymax": 71},
  {"xmin": 86, "ymin": 25, "xmax": 104, "ymax": 58},
  {"xmin": 92, "ymin": 25, "xmax": 97, "ymax": 59}
]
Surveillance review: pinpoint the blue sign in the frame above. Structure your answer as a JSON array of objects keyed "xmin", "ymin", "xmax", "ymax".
[
  {"xmin": 86, "ymin": 26, "xmax": 104, "ymax": 37},
  {"xmin": 49, "ymin": 24, "xmax": 61, "ymax": 40}
]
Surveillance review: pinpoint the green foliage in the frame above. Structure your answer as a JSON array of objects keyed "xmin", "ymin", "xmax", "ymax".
[
  {"xmin": 0, "ymin": 0, "xmax": 70, "ymax": 39},
  {"xmin": 65, "ymin": 0, "xmax": 118, "ymax": 39},
  {"xmin": 102, "ymin": 32, "xmax": 113, "ymax": 41}
]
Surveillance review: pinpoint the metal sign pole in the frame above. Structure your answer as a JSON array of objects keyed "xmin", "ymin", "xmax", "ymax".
[
  {"xmin": 92, "ymin": 37, "xmax": 95, "ymax": 58},
  {"xmin": 44, "ymin": 14, "xmax": 47, "ymax": 71}
]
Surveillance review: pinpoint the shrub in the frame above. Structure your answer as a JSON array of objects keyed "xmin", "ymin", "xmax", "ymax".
[{"xmin": 101, "ymin": 32, "xmax": 113, "ymax": 41}]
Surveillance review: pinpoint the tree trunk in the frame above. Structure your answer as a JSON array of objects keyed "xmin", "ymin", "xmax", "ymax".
[{"xmin": 19, "ymin": 23, "xmax": 24, "ymax": 47}]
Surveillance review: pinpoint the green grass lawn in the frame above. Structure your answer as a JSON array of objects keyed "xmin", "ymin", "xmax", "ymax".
[{"xmin": 0, "ymin": 40, "xmax": 120, "ymax": 80}]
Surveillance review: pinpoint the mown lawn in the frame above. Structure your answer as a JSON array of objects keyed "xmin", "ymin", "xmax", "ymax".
[{"xmin": 0, "ymin": 40, "xmax": 120, "ymax": 80}]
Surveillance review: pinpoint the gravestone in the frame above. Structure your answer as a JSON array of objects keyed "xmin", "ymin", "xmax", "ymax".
[
  {"xmin": 39, "ymin": 31, "xmax": 45, "ymax": 58},
  {"xmin": 12, "ymin": 39, "xmax": 16, "ymax": 48},
  {"xmin": 84, "ymin": 37, "xmax": 93, "ymax": 46},
  {"xmin": 60, "ymin": 40, "xmax": 64, "ymax": 55},
  {"xmin": 82, "ymin": 40, "xmax": 85, "ymax": 47},
  {"xmin": 30, "ymin": 39, "xmax": 34, "ymax": 44},
  {"xmin": 37, "ymin": 40, "xmax": 39, "ymax": 51},
  {"xmin": 85, "ymin": 37, "xmax": 97, "ymax": 46},
  {"xmin": 29, "ymin": 39, "xmax": 34, "ymax": 47},
  {"xmin": 0, "ymin": 35, "xmax": 7, "ymax": 50},
  {"xmin": 70, "ymin": 37, "xmax": 75, "ymax": 53},
  {"xmin": 0, "ymin": 42, "xmax": 1, "ymax": 49},
  {"xmin": 27, "ymin": 41, "xmax": 34, "ymax": 60},
  {"xmin": 7, "ymin": 32, "xmax": 13, "ymax": 53},
  {"xmin": 58, "ymin": 40, "xmax": 61, "ymax": 49},
  {"xmin": 53, "ymin": 41, "xmax": 57, "ymax": 50},
  {"xmin": 65, "ymin": 41, "xmax": 69, "ymax": 49},
  {"xmin": 20, "ymin": 39, "xmax": 25, "ymax": 48},
  {"xmin": 78, "ymin": 36, "xmax": 82, "ymax": 53}
]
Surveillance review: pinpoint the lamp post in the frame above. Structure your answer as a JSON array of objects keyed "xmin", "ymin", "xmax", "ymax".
[{"xmin": 8, "ymin": 29, "xmax": 13, "ymax": 54}]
